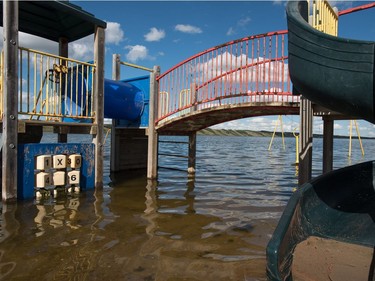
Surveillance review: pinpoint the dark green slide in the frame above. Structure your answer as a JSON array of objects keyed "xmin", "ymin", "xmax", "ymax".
[
  {"xmin": 286, "ymin": 1, "xmax": 374, "ymax": 123},
  {"xmin": 266, "ymin": 1, "xmax": 375, "ymax": 280}
]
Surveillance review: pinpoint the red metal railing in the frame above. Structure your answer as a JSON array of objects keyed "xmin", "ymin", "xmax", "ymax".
[
  {"xmin": 338, "ymin": 2, "xmax": 375, "ymax": 16},
  {"xmin": 156, "ymin": 30, "xmax": 298, "ymax": 125}
]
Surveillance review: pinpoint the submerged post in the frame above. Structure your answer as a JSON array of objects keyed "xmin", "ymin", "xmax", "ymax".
[
  {"xmin": 93, "ymin": 26, "xmax": 105, "ymax": 188},
  {"xmin": 2, "ymin": 0, "xmax": 19, "ymax": 201},
  {"xmin": 188, "ymin": 133, "xmax": 197, "ymax": 176},
  {"xmin": 299, "ymin": 97, "xmax": 313, "ymax": 185},
  {"xmin": 110, "ymin": 54, "xmax": 121, "ymax": 172},
  {"xmin": 147, "ymin": 66, "xmax": 160, "ymax": 179},
  {"xmin": 322, "ymin": 118, "xmax": 334, "ymax": 174}
]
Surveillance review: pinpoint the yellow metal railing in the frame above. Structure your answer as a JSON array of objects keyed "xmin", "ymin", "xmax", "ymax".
[
  {"xmin": 0, "ymin": 47, "xmax": 96, "ymax": 122},
  {"xmin": 158, "ymin": 91, "xmax": 169, "ymax": 118},
  {"xmin": 309, "ymin": 0, "xmax": 338, "ymax": 36}
]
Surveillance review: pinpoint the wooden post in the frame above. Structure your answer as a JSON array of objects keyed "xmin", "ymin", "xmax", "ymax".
[
  {"xmin": 58, "ymin": 37, "xmax": 68, "ymax": 143},
  {"xmin": 298, "ymin": 96, "xmax": 313, "ymax": 185},
  {"xmin": 188, "ymin": 133, "xmax": 196, "ymax": 177},
  {"xmin": 147, "ymin": 66, "xmax": 160, "ymax": 179},
  {"xmin": 2, "ymin": 0, "xmax": 19, "ymax": 202},
  {"xmin": 110, "ymin": 54, "xmax": 121, "ymax": 172},
  {"xmin": 93, "ymin": 27, "xmax": 105, "ymax": 188},
  {"xmin": 322, "ymin": 118, "xmax": 334, "ymax": 174}
]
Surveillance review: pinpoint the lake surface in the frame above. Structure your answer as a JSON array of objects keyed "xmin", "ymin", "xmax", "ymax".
[{"xmin": 0, "ymin": 134, "xmax": 373, "ymax": 280}]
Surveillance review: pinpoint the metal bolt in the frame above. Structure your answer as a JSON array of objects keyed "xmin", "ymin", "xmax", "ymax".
[
  {"xmin": 9, "ymin": 115, "xmax": 15, "ymax": 120},
  {"xmin": 9, "ymin": 144, "xmax": 15, "ymax": 149},
  {"xmin": 10, "ymin": 39, "xmax": 16, "ymax": 45}
]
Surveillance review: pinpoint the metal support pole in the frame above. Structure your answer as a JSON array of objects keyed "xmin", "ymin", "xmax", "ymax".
[
  {"xmin": 188, "ymin": 133, "xmax": 197, "ymax": 177},
  {"xmin": 268, "ymin": 115, "xmax": 285, "ymax": 150},
  {"xmin": 58, "ymin": 37, "xmax": 68, "ymax": 143},
  {"xmin": 354, "ymin": 120, "xmax": 365, "ymax": 156},
  {"xmin": 322, "ymin": 118, "xmax": 334, "ymax": 174},
  {"xmin": 348, "ymin": 120, "xmax": 365, "ymax": 158},
  {"xmin": 293, "ymin": 129, "xmax": 299, "ymax": 165},
  {"xmin": 147, "ymin": 66, "xmax": 160, "ymax": 179},
  {"xmin": 110, "ymin": 54, "xmax": 121, "ymax": 172},
  {"xmin": 93, "ymin": 27, "xmax": 105, "ymax": 189},
  {"xmin": 2, "ymin": 0, "xmax": 19, "ymax": 202},
  {"xmin": 298, "ymin": 96, "xmax": 313, "ymax": 185}
]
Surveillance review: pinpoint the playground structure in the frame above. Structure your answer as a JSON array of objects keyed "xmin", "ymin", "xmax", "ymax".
[
  {"xmin": 0, "ymin": 0, "xmax": 373, "ymax": 201},
  {"xmin": 0, "ymin": 1, "xmax": 157, "ymax": 200},
  {"xmin": 0, "ymin": 0, "xmax": 374, "ymax": 278},
  {"xmin": 266, "ymin": 1, "xmax": 375, "ymax": 280}
]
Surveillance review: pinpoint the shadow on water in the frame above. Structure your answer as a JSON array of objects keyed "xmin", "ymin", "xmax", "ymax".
[{"xmin": 0, "ymin": 135, "xmax": 373, "ymax": 280}]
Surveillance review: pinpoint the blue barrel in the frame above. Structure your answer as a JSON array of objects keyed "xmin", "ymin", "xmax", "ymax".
[{"xmin": 104, "ymin": 79, "xmax": 145, "ymax": 120}]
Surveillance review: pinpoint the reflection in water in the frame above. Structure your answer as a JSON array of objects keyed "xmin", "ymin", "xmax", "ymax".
[
  {"xmin": 0, "ymin": 204, "xmax": 17, "ymax": 279},
  {"xmin": 34, "ymin": 197, "xmax": 81, "ymax": 237},
  {"xmin": 144, "ymin": 180, "xmax": 158, "ymax": 236},
  {"xmin": 0, "ymin": 203, "xmax": 19, "ymax": 243},
  {"xmin": 0, "ymin": 136, "xmax": 372, "ymax": 280}
]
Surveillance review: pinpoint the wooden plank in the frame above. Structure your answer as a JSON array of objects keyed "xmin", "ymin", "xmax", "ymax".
[
  {"xmin": 147, "ymin": 66, "xmax": 160, "ymax": 179},
  {"xmin": 2, "ymin": 1, "xmax": 19, "ymax": 201},
  {"xmin": 93, "ymin": 27, "xmax": 105, "ymax": 189},
  {"xmin": 188, "ymin": 133, "xmax": 196, "ymax": 176},
  {"xmin": 323, "ymin": 118, "xmax": 334, "ymax": 174},
  {"xmin": 58, "ymin": 37, "xmax": 68, "ymax": 143},
  {"xmin": 115, "ymin": 128, "xmax": 148, "ymax": 170},
  {"xmin": 299, "ymin": 96, "xmax": 313, "ymax": 185},
  {"xmin": 110, "ymin": 54, "xmax": 121, "ymax": 172}
]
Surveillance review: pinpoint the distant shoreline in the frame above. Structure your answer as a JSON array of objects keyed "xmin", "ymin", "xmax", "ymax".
[
  {"xmin": 42, "ymin": 126, "xmax": 374, "ymax": 139},
  {"xmin": 197, "ymin": 128, "xmax": 375, "ymax": 139}
]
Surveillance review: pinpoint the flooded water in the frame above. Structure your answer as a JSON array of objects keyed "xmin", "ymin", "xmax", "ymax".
[{"xmin": 0, "ymin": 134, "xmax": 373, "ymax": 281}]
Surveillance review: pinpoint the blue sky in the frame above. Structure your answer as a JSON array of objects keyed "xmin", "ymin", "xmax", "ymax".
[{"xmin": 6, "ymin": 1, "xmax": 375, "ymax": 137}]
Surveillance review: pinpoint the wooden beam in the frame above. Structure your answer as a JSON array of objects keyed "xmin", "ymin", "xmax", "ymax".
[
  {"xmin": 2, "ymin": 0, "xmax": 19, "ymax": 202},
  {"xmin": 298, "ymin": 96, "xmax": 313, "ymax": 185},
  {"xmin": 58, "ymin": 37, "xmax": 68, "ymax": 143},
  {"xmin": 147, "ymin": 66, "xmax": 160, "ymax": 179},
  {"xmin": 110, "ymin": 54, "xmax": 121, "ymax": 172},
  {"xmin": 322, "ymin": 118, "xmax": 334, "ymax": 174},
  {"xmin": 188, "ymin": 133, "xmax": 196, "ymax": 177},
  {"xmin": 93, "ymin": 26, "xmax": 105, "ymax": 189}
]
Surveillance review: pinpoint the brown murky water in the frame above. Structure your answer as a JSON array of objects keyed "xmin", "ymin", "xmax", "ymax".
[{"xmin": 0, "ymin": 135, "xmax": 372, "ymax": 280}]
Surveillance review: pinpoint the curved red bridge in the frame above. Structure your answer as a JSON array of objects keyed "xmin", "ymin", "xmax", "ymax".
[
  {"xmin": 154, "ymin": 3, "xmax": 375, "ymax": 135},
  {"xmin": 155, "ymin": 30, "xmax": 299, "ymax": 134}
]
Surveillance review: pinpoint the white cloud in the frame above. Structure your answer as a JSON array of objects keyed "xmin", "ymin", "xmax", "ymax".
[
  {"xmin": 70, "ymin": 36, "xmax": 94, "ymax": 61},
  {"xmin": 195, "ymin": 52, "xmax": 289, "ymax": 92},
  {"xmin": 106, "ymin": 22, "xmax": 124, "ymax": 45},
  {"xmin": 212, "ymin": 116, "xmax": 292, "ymax": 132},
  {"xmin": 226, "ymin": 27, "xmax": 235, "ymax": 36},
  {"xmin": 125, "ymin": 45, "xmax": 148, "ymax": 62},
  {"xmin": 334, "ymin": 123, "xmax": 344, "ymax": 130},
  {"xmin": 328, "ymin": 1, "xmax": 354, "ymax": 10},
  {"xmin": 0, "ymin": 21, "xmax": 124, "ymax": 62},
  {"xmin": 144, "ymin": 27, "xmax": 165, "ymax": 42},
  {"xmin": 238, "ymin": 17, "xmax": 251, "ymax": 27},
  {"xmin": 0, "ymin": 28, "xmax": 58, "ymax": 54},
  {"xmin": 226, "ymin": 16, "xmax": 251, "ymax": 37},
  {"xmin": 175, "ymin": 24, "xmax": 202, "ymax": 34}
]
